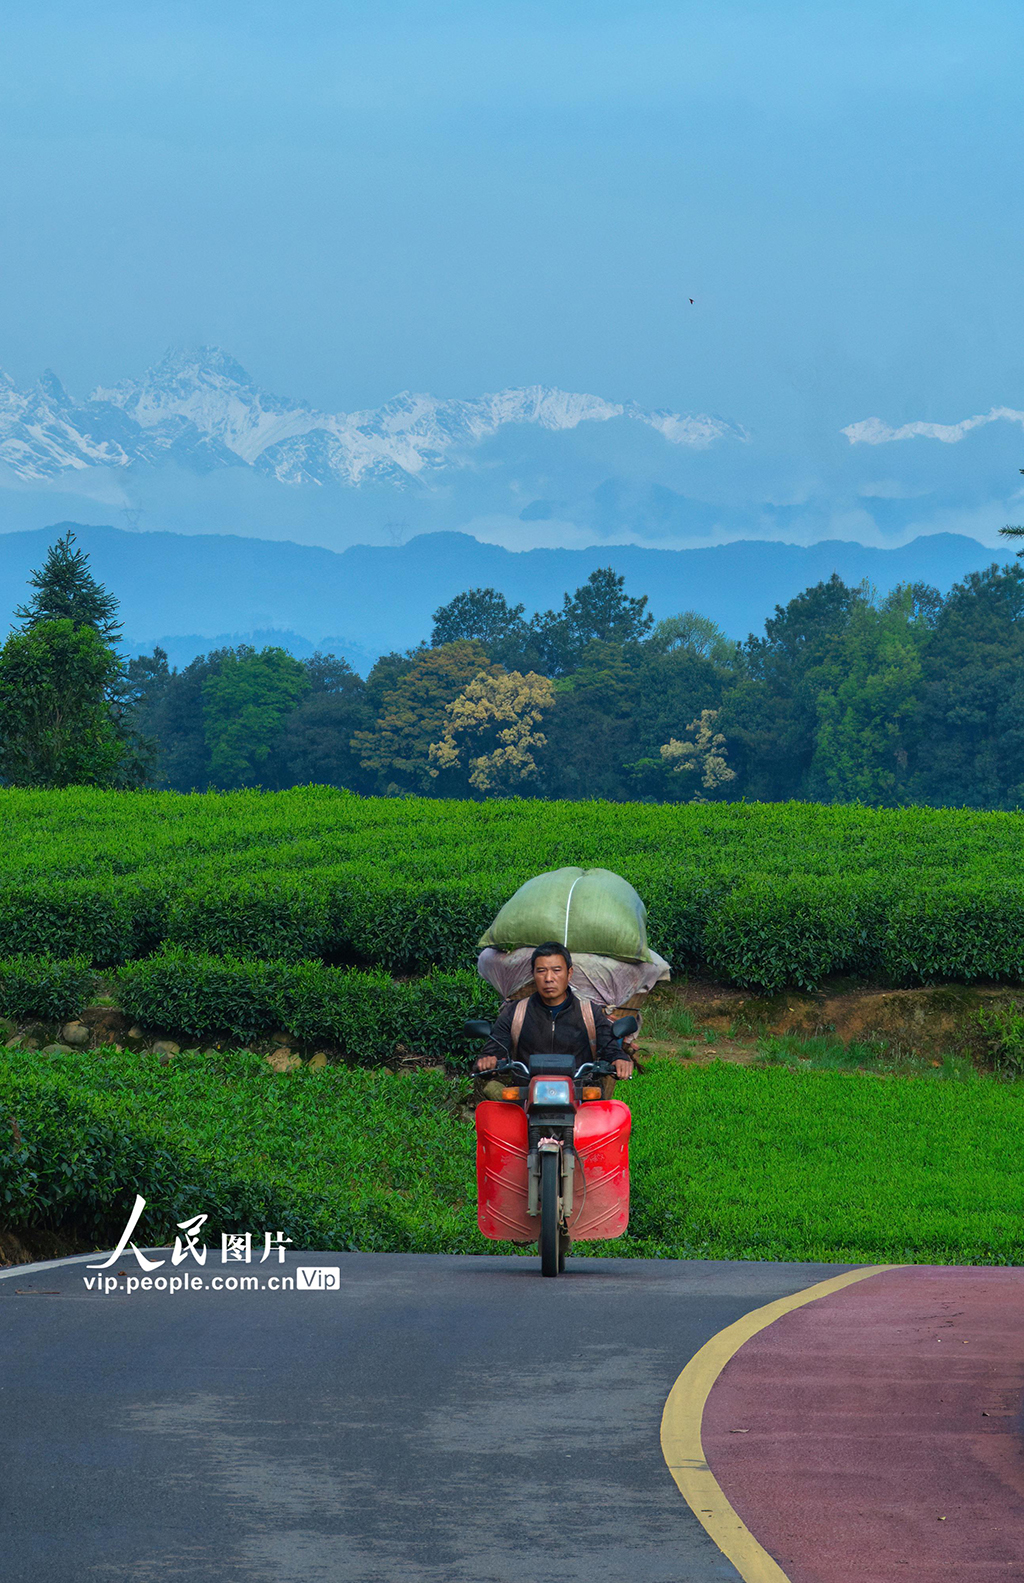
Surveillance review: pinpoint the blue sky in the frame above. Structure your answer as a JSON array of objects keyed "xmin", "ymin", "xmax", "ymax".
[{"xmin": 2, "ymin": 0, "xmax": 1022, "ymax": 450}]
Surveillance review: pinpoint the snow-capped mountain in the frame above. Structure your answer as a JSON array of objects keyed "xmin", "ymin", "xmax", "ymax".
[
  {"xmin": 0, "ymin": 347, "xmax": 745, "ymax": 487},
  {"xmin": 843, "ymin": 406, "xmax": 1024, "ymax": 446}
]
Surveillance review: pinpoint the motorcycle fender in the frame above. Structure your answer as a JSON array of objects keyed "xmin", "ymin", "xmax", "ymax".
[
  {"xmin": 475, "ymin": 1101, "xmax": 535, "ymax": 1244},
  {"xmin": 569, "ymin": 1101, "xmax": 631, "ymax": 1241}
]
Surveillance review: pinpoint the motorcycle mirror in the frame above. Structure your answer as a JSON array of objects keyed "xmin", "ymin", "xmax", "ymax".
[
  {"xmin": 611, "ymin": 1015, "xmax": 639, "ymax": 1040},
  {"xmin": 463, "ymin": 1019, "xmax": 494, "ymax": 1040}
]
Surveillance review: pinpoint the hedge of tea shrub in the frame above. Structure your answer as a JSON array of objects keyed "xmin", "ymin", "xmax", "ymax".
[
  {"xmin": 115, "ymin": 950, "xmax": 500, "ymax": 1061},
  {"xmin": 4, "ymin": 788, "xmax": 1024, "ymax": 989}
]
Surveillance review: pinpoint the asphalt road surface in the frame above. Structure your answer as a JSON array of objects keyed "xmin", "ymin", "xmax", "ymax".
[{"xmin": 0, "ymin": 1249, "xmax": 852, "ymax": 1583}]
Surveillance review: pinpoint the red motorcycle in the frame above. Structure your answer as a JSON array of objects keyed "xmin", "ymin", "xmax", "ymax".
[{"xmin": 465, "ymin": 1015, "xmax": 638, "ymax": 1277}]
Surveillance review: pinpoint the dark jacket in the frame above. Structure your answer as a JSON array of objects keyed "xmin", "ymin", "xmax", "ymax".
[{"xmin": 481, "ymin": 991, "xmax": 620, "ymax": 1069}]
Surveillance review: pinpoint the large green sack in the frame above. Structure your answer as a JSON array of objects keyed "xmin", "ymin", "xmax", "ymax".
[{"xmin": 478, "ymin": 867, "xmax": 650, "ymax": 963}]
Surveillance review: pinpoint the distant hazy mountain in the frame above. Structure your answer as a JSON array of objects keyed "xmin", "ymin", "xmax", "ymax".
[
  {"xmin": 0, "ymin": 523, "xmax": 1011, "ymax": 673},
  {"xmin": 0, "ymin": 347, "xmax": 1019, "ymax": 557},
  {"xmin": 0, "ymin": 346, "xmax": 744, "ymax": 488}
]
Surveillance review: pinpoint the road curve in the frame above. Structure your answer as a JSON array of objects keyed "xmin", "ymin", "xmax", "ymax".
[{"xmin": 0, "ymin": 1249, "xmax": 848, "ymax": 1583}]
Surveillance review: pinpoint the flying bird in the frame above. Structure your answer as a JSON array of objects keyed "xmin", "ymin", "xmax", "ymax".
[{"xmin": 689, "ymin": 298, "xmax": 694, "ymax": 305}]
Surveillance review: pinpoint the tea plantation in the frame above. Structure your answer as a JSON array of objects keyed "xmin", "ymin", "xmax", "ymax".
[
  {"xmin": 3, "ymin": 788, "xmax": 1024, "ymax": 1266},
  {"xmin": 3, "ymin": 787, "xmax": 1024, "ymax": 998}
]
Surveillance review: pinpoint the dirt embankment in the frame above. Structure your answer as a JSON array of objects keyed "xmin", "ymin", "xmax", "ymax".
[{"xmin": 644, "ymin": 978, "xmax": 1023, "ymax": 1065}]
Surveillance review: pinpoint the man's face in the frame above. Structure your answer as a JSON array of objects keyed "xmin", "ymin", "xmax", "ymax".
[{"xmin": 533, "ymin": 954, "xmax": 572, "ymax": 1005}]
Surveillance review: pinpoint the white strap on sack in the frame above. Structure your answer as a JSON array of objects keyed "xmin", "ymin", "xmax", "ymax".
[{"xmin": 563, "ymin": 873, "xmax": 583, "ymax": 947}]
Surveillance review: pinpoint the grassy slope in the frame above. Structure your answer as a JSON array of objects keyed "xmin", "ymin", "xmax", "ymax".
[{"xmin": 3, "ymin": 1047, "xmax": 1022, "ymax": 1265}]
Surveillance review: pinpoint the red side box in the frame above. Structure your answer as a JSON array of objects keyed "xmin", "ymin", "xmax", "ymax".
[{"xmin": 475, "ymin": 1100, "xmax": 630, "ymax": 1244}]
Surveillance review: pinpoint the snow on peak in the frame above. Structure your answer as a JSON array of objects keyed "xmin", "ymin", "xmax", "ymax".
[
  {"xmin": 0, "ymin": 348, "xmax": 743, "ymax": 485},
  {"xmin": 843, "ymin": 406, "xmax": 1024, "ymax": 446}
]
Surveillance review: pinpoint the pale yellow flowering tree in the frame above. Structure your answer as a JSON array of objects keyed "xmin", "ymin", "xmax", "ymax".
[
  {"xmin": 429, "ymin": 669, "xmax": 555, "ymax": 794},
  {"xmin": 660, "ymin": 709, "xmax": 736, "ymax": 800}
]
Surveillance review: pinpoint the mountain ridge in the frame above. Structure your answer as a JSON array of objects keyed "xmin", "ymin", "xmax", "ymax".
[
  {"xmin": 0, "ymin": 522, "xmax": 1010, "ymax": 671},
  {"xmin": 0, "ymin": 346, "xmax": 745, "ymax": 488}
]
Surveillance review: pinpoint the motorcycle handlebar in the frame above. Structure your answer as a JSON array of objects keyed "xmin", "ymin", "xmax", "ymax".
[
  {"xmin": 473, "ymin": 1057, "xmax": 530, "ymax": 1079},
  {"xmin": 473, "ymin": 1057, "xmax": 623, "ymax": 1079}
]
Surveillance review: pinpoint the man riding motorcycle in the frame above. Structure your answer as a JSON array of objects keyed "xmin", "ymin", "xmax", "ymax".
[{"xmin": 474, "ymin": 942, "xmax": 636, "ymax": 1082}]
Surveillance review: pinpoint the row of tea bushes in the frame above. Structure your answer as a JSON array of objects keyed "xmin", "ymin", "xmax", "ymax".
[
  {"xmin": 0, "ymin": 955, "xmax": 96, "ymax": 1023},
  {"xmin": 5, "ymin": 873, "xmax": 1024, "ymax": 991},
  {"xmin": 0, "ymin": 950, "xmax": 500, "ymax": 1065}
]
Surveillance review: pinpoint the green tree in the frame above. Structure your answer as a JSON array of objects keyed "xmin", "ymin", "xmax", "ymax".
[
  {"xmin": 807, "ymin": 590, "xmax": 930, "ymax": 804},
  {"xmin": 353, "ymin": 641, "xmax": 495, "ymax": 794},
  {"xmin": 907, "ymin": 563, "xmax": 1024, "ymax": 808},
  {"xmin": 537, "ymin": 641, "xmax": 643, "ymax": 800},
  {"xmin": 532, "ymin": 568, "xmax": 653, "ymax": 676},
  {"xmin": 15, "ymin": 528, "xmax": 122, "ymax": 642},
  {"xmin": 722, "ymin": 575, "xmax": 867, "ymax": 800},
  {"xmin": 202, "ymin": 648, "xmax": 310, "ymax": 789},
  {"xmin": 125, "ymin": 646, "xmax": 231, "ymax": 790},
  {"xmin": 431, "ymin": 587, "xmax": 529, "ymax": 650},
  {"xmin": 649, "ymin": 611, "xmax": 735, "ymax": 664},
  {"xmin": 0, "ymin": 619, "xmax": 146, "ymax": 787},
  {"xmin": 264, "ymin": 653, "xmax": 371, "ymax": 790},
  {"xmin": 626, "ymin": 638, "xmax": 736, "ymax": 799}
]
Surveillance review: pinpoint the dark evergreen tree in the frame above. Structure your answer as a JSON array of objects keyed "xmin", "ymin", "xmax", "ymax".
[
  {"xmin": 131, "ymin": 647, "xmax": 239, "ymax": 790},
  {"xmin": 431, "ymin": 587, "xmax": 528, "ymax": 648},
  {"xmin": 532, "ymin": 568, "xmax": 653, "ymax": 676},
  {"xmin": 15, "ymin": 529, "xmax": 122, "ymax": 642},
  {"xmin": 627, "ymin": 643, "xmax": 736, "ymax": 799},
  {"xmin": 722, "ymin": 575, "xmax": 867, "ymax": 800},
  {"xmin": 537, "ymin": 641, "xmax": 644, "ymax": 800}
]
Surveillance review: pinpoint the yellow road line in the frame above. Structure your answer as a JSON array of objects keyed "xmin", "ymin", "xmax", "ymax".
[{"xmin": 660, "ymin": 1264, "xmax": 895, "ymax": 1583}]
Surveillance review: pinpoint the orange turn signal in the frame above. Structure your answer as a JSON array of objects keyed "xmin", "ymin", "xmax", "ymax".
[
  {"xmin": 501, "ymin": 1087, "xmax": 520, "ymax": 1101},
  {"xmin": 581, "ymin": 1086, "xmax": 602, "ymax": 1101}
]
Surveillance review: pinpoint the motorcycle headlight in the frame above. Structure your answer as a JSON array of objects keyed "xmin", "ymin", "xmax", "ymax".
[{"xmin": 533, "ymin": 1080, "xmax": 572, "ymax": 1104}]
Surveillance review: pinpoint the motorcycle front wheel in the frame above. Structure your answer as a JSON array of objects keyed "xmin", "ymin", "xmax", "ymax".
[{"xmin": 539, "ymin": 1151, "xmax": 560, "ymax": 1277}]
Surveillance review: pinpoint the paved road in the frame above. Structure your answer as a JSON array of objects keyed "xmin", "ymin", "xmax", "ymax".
[{"xmin": 0, "ymin": 1250, "xmax": 850, "ymax": 1583}]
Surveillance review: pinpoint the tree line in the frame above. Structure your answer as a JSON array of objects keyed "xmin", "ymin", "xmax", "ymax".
[{"xmin": 4, "ymin": 528, "xmax": 1024, "ymax": 808}]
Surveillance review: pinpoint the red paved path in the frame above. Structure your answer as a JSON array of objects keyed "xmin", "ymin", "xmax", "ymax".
[{"xmin": 702, "ymin": 1267, "xmax": 1024, "ymax": 1582}]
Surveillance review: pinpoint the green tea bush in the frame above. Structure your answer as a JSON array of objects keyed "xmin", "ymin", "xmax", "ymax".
[
  {"xmin": 0, "ymin": 954, "xmax": 95, "ymax": 1023},
  {"xmin": 0, "ymin": 886, "xmax": 134, "ymax": 967},
  {"xmin": 881, "ymin": 883, "xmax": 1024, "ymax": 983},
  {"xmin": 166, "ymin": 880, "xmax": 330, "ymax": 962},
  {"xmin": 116, "ymin": 950, "xmax": 288, "ymax": 1042},
  {"xmin": 340, "ymin": 878, "xmax": 508, "ymax": 972},
  {"xmin": 116, "ymin": 950, "xmax": 500, "ymax": 1062},
  {"xmin": 3, "ymin": 787, "xmax": 1024, "ymax": 989},
  {"xmin": 703, "ymin": 877, "xmax": 884, "ymax": 992},
  {"xmin": 0, "ymin": 1048, "xmax": 484, "ymax": 1251}
]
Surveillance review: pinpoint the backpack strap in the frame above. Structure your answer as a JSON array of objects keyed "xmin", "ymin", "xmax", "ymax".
[
  {"xmin": 510, "ymin": 998, "xmax": 529, "ymax": 1058},
  {"xmin": 579, "ymin": 997, "xmax": 597, "ymax": 1061}
]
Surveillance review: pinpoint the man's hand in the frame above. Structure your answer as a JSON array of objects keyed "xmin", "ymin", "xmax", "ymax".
[
  {"xmin": 614, "ymin": 1033, "xmax": 638, "ymax": 1080},
  {"xmin": 475, "ymin": 1054, "xmax": 498, "ymax": 1072}
]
